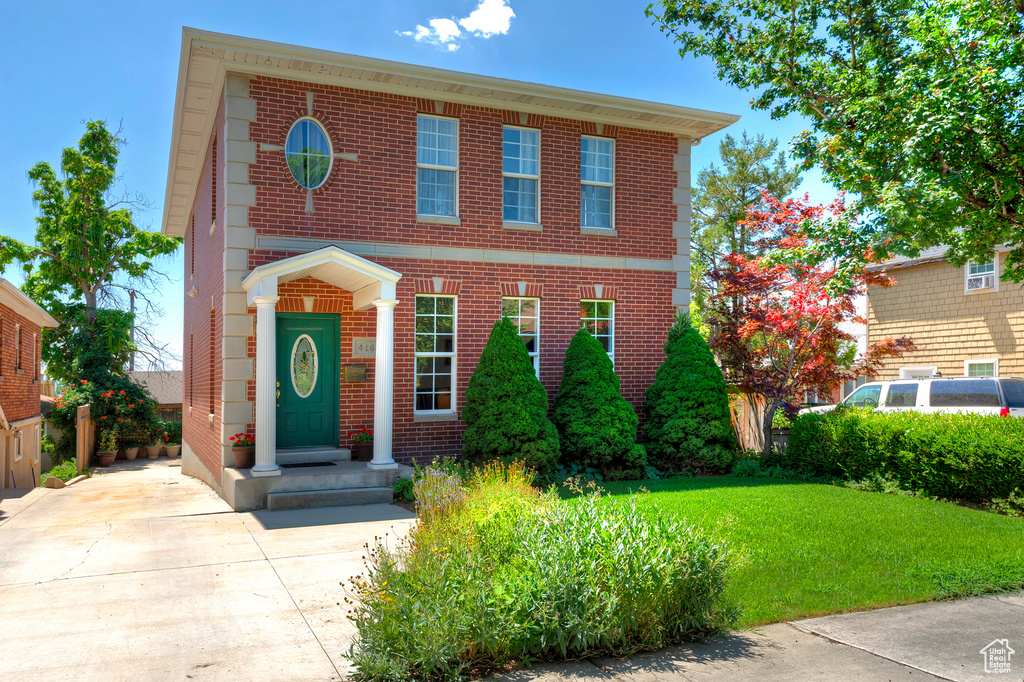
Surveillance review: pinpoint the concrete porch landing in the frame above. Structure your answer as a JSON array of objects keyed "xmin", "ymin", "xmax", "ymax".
[{"xmin": 223, "ymin": 459, "xmax": 411, "ymax": 511}]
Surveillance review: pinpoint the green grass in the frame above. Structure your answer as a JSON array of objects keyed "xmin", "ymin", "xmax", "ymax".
[{"xmin": 590, "ymin": 477, "xmax": 1024, "ymax": 627}]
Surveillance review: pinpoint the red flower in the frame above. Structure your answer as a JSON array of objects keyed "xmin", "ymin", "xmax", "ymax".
[
  {"xmin": 100, "ymin": 416, "xmax": 107, "ymax": 420},
  {"xmin": 119, "ymin": 390, "xmax": 126, "ymax": 395},
  {"xmin": 1001, "ymin": 407, "xmax": 1010, "ymax": 417},
  {"xmin": 229, "ymin": 436, "xmax": 235, "ymax": 441},
  {"xmin": 81, "ymin": 379, "xmax": 87, "ymax": 384}
]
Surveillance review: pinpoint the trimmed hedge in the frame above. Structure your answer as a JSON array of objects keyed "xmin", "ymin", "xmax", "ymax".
[{"xmin": 786, "ymin": 409, "xmax": 1024, "ymax": 501}]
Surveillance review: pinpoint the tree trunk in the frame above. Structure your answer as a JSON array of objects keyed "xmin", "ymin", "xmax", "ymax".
[
  {"xmin": 762, "ymin": 399, "xmax": 780, "ymax": 459},
  {"xmin": 84, "ymin": 287, "xmax": 97, "ymax": 324}
]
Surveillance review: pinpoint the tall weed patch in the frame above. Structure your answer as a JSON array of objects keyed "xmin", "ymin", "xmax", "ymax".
[
  {"xmin": 787, "ymin": 410, "xmax": 1024, "ymax": 501},
  {"xmin": 346, "ymin": 463, "xmax": 732, "ymax": 681}
]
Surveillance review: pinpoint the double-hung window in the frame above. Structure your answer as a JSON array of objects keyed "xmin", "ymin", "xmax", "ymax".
[
  {"xmin": 580, "ymin": 300, "xmax": 614, "ymax": 362},
  {"xmin": 581, "ymin": 136, "xmax": 614, "ymax": 228},
  {"xmin": 415, "ymin": 295, "xmax": 456, "ymax": 413},
  {"xmin": 416, "ymin": 115, "xmax": 458, "ymax": 217},
  {"xmin": 502, "ymin": 127, "xmax": 539, "ymax": 223},
  {"xmin": 501, "ymin": 297, "xmax": 540, "ymax": 374}
]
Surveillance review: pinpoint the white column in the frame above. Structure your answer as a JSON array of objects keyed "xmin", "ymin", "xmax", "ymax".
[
  {"xmin": 252, "ymin": 295, "xmax": 281, "ymax": 477},
  {"xmin": 369, "ymin": 298, "xmax": 399, "ymax": 469}
]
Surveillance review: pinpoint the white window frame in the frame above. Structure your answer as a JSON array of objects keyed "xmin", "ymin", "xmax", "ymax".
[
  {"xmin": 502, "ymin": 126, "xmax": 540, "ymax": 225},
  {"xmin": 965, "ymin": 257, "xmax": 998, "ymax": 295},
  {"xmin": 899, "ymin": 366, "xmax": 938, "ymax": 379},
  {"xmin": 13, "ymin": 431, "xmax": 22, "ymax": 462},
  {"xmin": 284, "ymin": 116, "xmax": 334, "ymax": 190},
  {"xmin": 965, "ymin": 358, "xmax": 999, "ymax": 377},
  {"xmin": 416, "ymin": 114, "xmax": 459, "ymax": 218},
  {"xmin": 14, "ymin": 324, "xmax": 21, "ymax": 372},
  {"xmin": 414, "ymin": 294, "xmax": 457, "ymax": 415},
  {"xmin": 897, "ymin": 364, "xmax": 937, "ymax": 378},
  {"xmin": 501, "ymin": 297, "xmax": 540, "ymax": 375},
  {"xmin": 580, "ymin": 299, "xmax": 615, "ymax": 363},
  {"xmin": 580, "ymin": 136, "xmax": 615, "ymax": 229}
]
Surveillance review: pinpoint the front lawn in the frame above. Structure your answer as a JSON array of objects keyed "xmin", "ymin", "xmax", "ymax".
[{"xmin": 593, "ymin": 477, "xmax": 1024, "ymax": 627}]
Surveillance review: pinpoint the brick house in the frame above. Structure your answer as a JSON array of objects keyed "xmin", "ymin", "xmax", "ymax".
[
  {"xmin": 162, "ymin": 29, "xmax": 737, "ymax": 508},
  {"xmin": 868, "ymin": 246, "xmax": 1024, "ymax": 379},
  {"xmin": 0, "ymin": 278, "xmax": 58, "ymax": 489}
]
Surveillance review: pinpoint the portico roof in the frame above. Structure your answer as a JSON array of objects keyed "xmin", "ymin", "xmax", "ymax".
[
  {"xmin": 161, "ymin": 27, "xmax": 741, "ymax": 237},
  {"xmin": 242, "ymin": 246, "xmax": 402, "ymax": 310}
]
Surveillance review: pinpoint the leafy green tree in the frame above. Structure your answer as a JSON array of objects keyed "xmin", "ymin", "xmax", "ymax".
[
  {"xmin": 644, "ymin": 311, "xmax": 737, "ymax": 471},
  {"xmin": 553, "ymin": 329, "xmax": 646, "ymax": 472},
  {"xmin": 462, "ymin": 318, "xmax": 560, "ymax": 472},
  {"xmin": 690, "ymin": 132, "xmax": 801, "ymax": 327},
  {"xmin": 648, "ymin": 0, "xmax": 1024, "ymax": 279},
  {"xmin": 0, "ymin": 121, "xmax": 181, "ymax": 381}
]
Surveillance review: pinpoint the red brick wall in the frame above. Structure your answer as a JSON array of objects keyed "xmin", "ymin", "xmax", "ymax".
[
  {"xmin": 182, "ymin": 100, "xmax": 226, "ymax": 483},
  {"xmin": 247, "ymin": 76, "xmax": 678, "ymax": 258},
  {"xmin": 0, "ymin": 303, "xmax": 43, "ymax": 423},
  {"xmin": 245, "ymin": 257, "xmax": 675, "ymax": 463}
]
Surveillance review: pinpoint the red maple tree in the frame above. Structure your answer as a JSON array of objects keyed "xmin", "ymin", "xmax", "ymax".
[{"xmin": 708, "ymin": 193, "xmax": 916, "ymax": 457}]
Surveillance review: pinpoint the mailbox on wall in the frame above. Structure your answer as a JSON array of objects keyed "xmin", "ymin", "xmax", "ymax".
[{"xmin": 343, "ymin": 364, "xmax": 367, "ymax": 382}]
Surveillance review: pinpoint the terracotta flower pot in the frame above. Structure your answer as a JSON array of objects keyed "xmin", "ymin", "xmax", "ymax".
[
  {"xmin": 96, "ymin": 451, "xmax": 116, "ymax": 467},
  {"xmin": 147, "ymin": 445, "xmax": 160, "ymax": 459},
  {"xmin": 124, "ymin": 447, "xmax": 139, "ymax": 460},
  {"xmin": 165, "ymin": 445, "xmax": 181, "ymax": 458},
  {"xmin": 353, "ymin": 441, "xmax": 373, "ymax": 462},
  {"xmin": 233, "ymin": 446, "xmax": 255, "ymax": 469}
]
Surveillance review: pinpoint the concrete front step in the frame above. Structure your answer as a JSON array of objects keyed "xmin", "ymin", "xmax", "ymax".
[
  {"xmin": 266, "ymin": 486, "xmax": 393, "ymax": 511},
  {"xmin": 223, "ymin": 460, "xmax": 411, "ymax": 511},
  {"xmin": 276, "ymin": 447, "xmax": 351, "ymax": 466}
]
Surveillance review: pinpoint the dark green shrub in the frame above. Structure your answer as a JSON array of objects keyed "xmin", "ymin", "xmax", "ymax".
[
  {"xmin": 643, "ymin": 312, "xmax": 737, "ymax": 470},
  {"xmin": 553, "ymin": 329, "xmax": 645, "ymax": 471},
  {"xmin": 787, "ymin": 409, "xmax": 1024, "ymax": 501},
  {"xmin": 462, "ymin": 318, "xmax": 560, "ymax": 472}
]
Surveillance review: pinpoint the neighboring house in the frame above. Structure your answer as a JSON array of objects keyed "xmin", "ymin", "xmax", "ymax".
[
  {"xmin": 868, "ymin": 246, "xmax": 1024, "ymax": 379},
  {"xmin": 162, "ymin": 28, "xmax": 737, "ymax": 505},
  {"xmin": 129, "ymin": 371, "xmax": 184, "ymax": 421},
  {"xmin": 0, "ymin": 278, "xmax": 58, "ymax": 489}
]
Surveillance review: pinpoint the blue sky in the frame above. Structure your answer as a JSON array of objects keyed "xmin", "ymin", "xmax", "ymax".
[{"xmin": 0, "ymin": 0, "xmax": 832, "ymax": 369}]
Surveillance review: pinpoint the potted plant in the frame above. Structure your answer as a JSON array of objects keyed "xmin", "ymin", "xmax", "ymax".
[
  {"xmin": 124, "ymin": 442, "xmax": 139, "ymax": 460},
  {"xmin": 348, "ymin": 426, "xmax": 373, "ymax": 462},
  {"xmin": 96, "ymin": 429, "xmax": 118, "ymax": 467},
  {"xmin": 162, "ymin": 430, "xmax": 181, "ymax": 458},
  {"xmin": 146, "ymin": 437, "xmax": 162, "ymax": 459},
  {"xmin": 230, "ymin": 432, "xmax": 255, "ymax": 469}
]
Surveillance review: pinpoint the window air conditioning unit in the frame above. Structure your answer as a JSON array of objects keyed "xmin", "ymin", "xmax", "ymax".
[{"xmin": 967, "ymin": 274, "xmax": 994, "ymax": 291}]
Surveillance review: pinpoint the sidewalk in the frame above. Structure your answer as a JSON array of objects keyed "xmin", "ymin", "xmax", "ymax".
[{"xmin": 494, "ymin": 593, "xmax": 1024, "ymax": 682}]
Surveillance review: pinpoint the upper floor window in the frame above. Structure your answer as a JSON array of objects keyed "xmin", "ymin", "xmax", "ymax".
[
  {"xmin": 417, "ymin": 115, "xmax": 458, "ymax": 217},
  {"xmin": 581, "ymin": 136, "xmax": 614, "ymax": 228},
  {"xmin": 965, "ymin": 257, "xmax": 997, "ymax": 294},
  {"xmin": 580, "ymin": 300, "xmax": 614, "ymax": 362},
  {"xmin": 503, "ymin": 127, "xmax": 539, "ymax": 223},
  {"xmin": 415, "ymin": 295, "xmax": 457, "ymax": 413},
  {"xmin": 501, "ymin": 297, "xmax": 540, "ymax": 375},
  {"xmin": 286, "ymin": 118, "xmax": 333, "ymax": 189},
  {"xmin": 14, "ymin": 324, "xmax": 21, "ymax": 372}
]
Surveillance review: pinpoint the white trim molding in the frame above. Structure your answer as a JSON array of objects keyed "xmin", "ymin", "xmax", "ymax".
[{"xmin": 899, "ymin": 365, "xmax": 939, "ymax": 379}]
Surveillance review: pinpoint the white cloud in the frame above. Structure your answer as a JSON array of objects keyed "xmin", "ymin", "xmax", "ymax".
[
  {"xmin": 458, "ymin": 0, "xmax": 515, "ymax": 37},
  {"xmin": 398, "ymin": 0, "xmax": 515, "ymax": 51}
]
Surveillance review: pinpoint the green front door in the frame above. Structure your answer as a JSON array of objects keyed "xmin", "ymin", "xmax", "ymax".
[{"xmin": 276, "ymin": 313, "xmax": 339, "ymax": 448}]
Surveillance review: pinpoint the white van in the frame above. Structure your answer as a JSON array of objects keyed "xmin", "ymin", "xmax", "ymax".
[{"xmin": 803, "ymin": 377, "xmax": 1024, "ymax": 417}]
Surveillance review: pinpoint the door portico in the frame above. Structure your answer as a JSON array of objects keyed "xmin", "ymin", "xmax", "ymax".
[{"xmin": 242, "ymin": 246, "xmax": 402, "ymax": 475}]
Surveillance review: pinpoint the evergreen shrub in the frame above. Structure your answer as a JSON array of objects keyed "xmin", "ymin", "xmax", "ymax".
[
  {"xmin": 462, "ymin": 318, "xmax": 560, "ymax": 472},
  {"xmin": 553, "ymin": 328, "xmax": 645, "ymax": 471},
  {"xmin": 643, "ymin": 311, "xmax": 737, "ymax": 470}
]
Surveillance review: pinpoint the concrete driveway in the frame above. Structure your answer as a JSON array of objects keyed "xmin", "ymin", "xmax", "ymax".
[{"xmin": 0, "ymin": 459, "xmax": 414, "ymax": 681}]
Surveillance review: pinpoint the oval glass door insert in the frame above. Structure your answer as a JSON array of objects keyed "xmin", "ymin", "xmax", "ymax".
[{"xmin": 290, "ymin": 334, "xmax": 318, "ymax": 398}]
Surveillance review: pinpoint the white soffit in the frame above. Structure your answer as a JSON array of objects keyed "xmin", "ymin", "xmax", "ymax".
[
  {"xmin": 162, "ymin": 27, "xmax": 740, "ymax": 237},
  {"xmin": 0, "ymin": 279, "xmax": 59, "ymax": 328}
]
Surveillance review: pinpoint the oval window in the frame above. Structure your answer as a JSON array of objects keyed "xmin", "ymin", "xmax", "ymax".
[
  {"xmin": 285, "ymin": 118, "xmax": 333, "ymax": 189},
  {"xmin": 291, "ymin": 334, "xmax": 318, "ymax": 398}
]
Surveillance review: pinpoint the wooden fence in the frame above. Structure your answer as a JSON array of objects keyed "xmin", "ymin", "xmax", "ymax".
[{"xmin": 76, "ymin": 404, "xmax": 95, "ymax": 472}]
